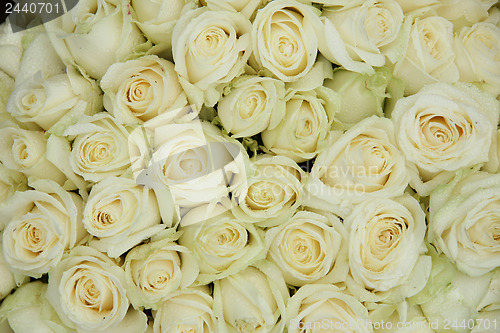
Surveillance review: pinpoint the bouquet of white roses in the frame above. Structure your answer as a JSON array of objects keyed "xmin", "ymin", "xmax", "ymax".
[{"xmin": 0, "ymin": 0, "xmax": 499, "ymax": 332}]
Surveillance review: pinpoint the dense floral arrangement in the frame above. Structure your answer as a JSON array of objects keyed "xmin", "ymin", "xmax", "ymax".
[{"xmin": 0, "ymin": 0, "xmax": 499, "ymax": 332}]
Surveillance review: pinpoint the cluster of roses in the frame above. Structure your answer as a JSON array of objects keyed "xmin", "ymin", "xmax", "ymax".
[{"xmin": 0, "ymin": 0, "xmax": 499, "ymax": 332}]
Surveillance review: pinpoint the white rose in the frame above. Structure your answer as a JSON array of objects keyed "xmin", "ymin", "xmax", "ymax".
[
  {"xmin": 172, "ymin": 7, "xmax": 252, "ymax": 107},
  {"xmin": 266, "ymin": 210, "xmax": 349, "ymax": 287},
  {"xmin": 0, "ymin": 243, "xmax": 16, "ymax": 301},
  {"xmin": 393, "ymin": 16, "xmax": 459, "ymax": 95},
  {"xmin": 101, "ymin": 55, "xmax": 187, "ymax": 125},
  {"xmin": 455, "ymin": 22, "xmax": 500, "ymax": 96},
  {"xmin": 261, "ymin": 86, "xmax": 340, "ymax": 163},
  {"xmin": 0, "ymin": 282, "xmax": 70, "ymax": 333},
  {"xmin": 213, "ymin": 261, "xmax": 289, "ymax": 333},
  {"xmin": 46, "ymin": 246, "xmax": 148, "ymax": 332},
  {"xmin": 0, "ymin": 179, "xmax": 86, "ymax": 278},
  {"xmin": 393, "ymin": 0, "xmax": 440, "ymax": 15},
  {"xmin": 178, "ymin": 210, "xmax": 266, "ymax": 284},
  {"xmin": 64, "ymin": 112, "xmax": 132, "ymax": 182},
  {"xmin": 152, "ymin": 287, "xmax": 217, "ymax": 333},
  {"xmin": 231, "ymin": 155, "xmax": 305, "ymax": 227},
  {"xmin": 218, "ymin": 75, "xmax": 286, "ymax": 138},
  {"xmin": 324, "ymin": 67, "xmax": 403, "ymax": 128},
  {"xmin": 436, "ymin": 0, "xmax": 497, "ymax": 26},
  {"xmin": 251, "ymin": 0, "xmax": 321, "ymax": 82},
  {"xmin": 131, "ymin": 0, "xmax": 191, "ymax": 55},
  {"xmin": 0, "ymin": 124, "xmax": 67, "ymax": 186},
  {"xmin": 7, "ymin": 67, "xmax": 102, "ymax": 132},
  {"xmin": 345, "ymin": 195, "xmax": 429, "ymax": 293},
  {"xmin": 83, "ymin": 176, "xmax": 167, "ymax": 258},
  {"xmin": 0, "ymin": 162, "xmax": 27, "ymax": 203},
  {"xmin": 0, "ymin": 22, "xmax": 24, "ymax": 79},
  {"xmin": 206, "ymin": 0, "xmax": 265, "ymax": 19},
  {"xmin": 391, "ymin": 83, "xmax": 499, "ymax": 196},
  {"xmin": 124, "ymin": 229, "xmax": 199, "ymax": 310},
  {"xmin": 319, "ymin": 0, "xmax": 405, "ymax": 74},
  {"xmin": 286, "ymin": 284, "xmax": 374, "ymax": 333},
  {"xmin": 45, "ymin": 0, "xmax": 149, "ymax": 79},
  {"xmin": 429, "ymin": 171, "xmax": 500, "ymax": 277},
  {"xmin": 130, "ymin": 109, "xmax": 249, "ymax": 208},
  {"xmin": 305, "ymin": 116, "xmax": 409, "ymax": 218}
]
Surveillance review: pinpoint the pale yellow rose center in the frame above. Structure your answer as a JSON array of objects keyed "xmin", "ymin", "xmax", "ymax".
[
  {"xmin": 239, "ymin": 90, "xmax": 267, "ymax": 119},
  {"xmin": 81, "ymin": 135, "xmax": 115, "ymax": 165},
  {"xmin": 73, "ymin": 270, "xmax": 114, "ymax": 313},
  {"xmin": 235, "ymin": 319, "xmax": 260, "ymax": 333},
  {"xmin": 365, "ymin": 7, "xmax": 393, "ymax": 45},
  {"xmin": 418, "ymin": 113, "xmax": 469, "ymax": 151},
  {"xmin": 16, "ymin": 219, "xmax": 48, "ymax": 255},
  {"xmin": 246, "ymin": 181, "xmax": 286, "ymax": 210},
  {"xmin": 20, "ymin": 89, "xmax": 45, "ymax": 116},
  {"xmin": 125, "ymin": 77, "xmax": 153, "ymax": 114},
  {"xmin": 467, "ymin": 199, "xmax": 500, "ymax": 248},
  {"xmin": 281, "ymin": 227, "xmax": 325, "ymax": 274},
  {"xmin": 194, "ymin": 27, "xmax": 230, "ymax": 59},
  {"xmin": 12, "ymin": 136, "xmax": 37, "ymax": 168},
  {"xmin": 202, "ymin": 223, "xmax": 248, "ymax": 258}
]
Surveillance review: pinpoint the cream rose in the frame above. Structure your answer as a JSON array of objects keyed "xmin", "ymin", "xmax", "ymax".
[
  {"xmin": 45, "ymin": 0, "xmax": 149, "ymax": 79},
  {"xmin": 0, "ymin": 22, "xmax": 24, "ymax": 79},
  {"xmin": 0, "ymin": 282, "xmax": 69, "ymax": 332},
  {"xmin": 178, "ymin": 210, "xmax": 266, "ymax": 284},
  {"xmin": 124, "ymin": 229, "xmax": 199, "ymax": 310},
  {"xmin": 437, "ymin": 0, "xmax": 496, "ymax": 26},
  {"xmin": 0, "ymin": 124, "xmax": 67, "ymax": 186},
  {"xmin": 345, "ymin": 195, "xmax": 429, "ymax": 293},
  {"xmin": 46, "ymin": 246, "xmax": 148, "ymax": 332},
  {"xmin": 0, "ymin": 243, "xmax": 16, "ymax": 301},
  {"xmin": 206, "ymin": 0, "xmax": 265, "ymax": 19},
  {"xmin": 429, "ymin": 171, "xmax": 500, "ymax": 277},
  {"xmin": 213, "ymin": 261, "xmax": 289, "ymax": 333},
  {"xmin": 266, "ymin": 210, "xmax": 348, "ymax": 287},
  {"xmin": 101, "ymin": 55, "xmax": 187, "ymax": 125},
  {"xmin": 319, "ymin": 0, "xmax": 405, "ymax": 74},
  {"xmin": 393, "ymin": 16, "xmax": 459, "ymax": 95},
  {"xmin": 454, "ymin": 22, "xmax": 500, "ymax": 96},
  {"xmin": 218, "ymin": 75, "xmax": 286, "ymax": 138},
  {"xmin": 152, "ymin": 287, "xmax": 217, "ymax": 333},
  {"xmin": 0, "ymin": 179, "xmax": 86, "ymax": 278},
  {"xmin": 172, "ymin": 7, "xmax": 252, "ymax": 107},
  {"xmin": 64, "ymin": 112, "xmax": 131, "ymax": 182},
  {"xmin": 251, "ymin": 0, "xmax": 321, "ymax": 82},
  {"xmin": 286, "ymin": 284, "xmax": 373, "ymax": 333},
  {"xmin": 7, "ymin": 67, "xmax": 102, "ymax": 132},
  {"xmin": 391, "ymin": 83, "xmax": 499, "ymax": 196},
  {"xmin": 83, "ymin": 176, "xmax": 167, "ymax": 258},
  {"xmin": 231, "ymin": 155, "xmax": 304, "ymax": 227},
  {"xmin": 261, "ymin": 86, "xmax": 340, "ymax": 163},
  {"xmin": 305, "ymin": 116, "xmax": 409, "ymax": 218},
  {"xmin": 0, "ymin": 162, "xmax": 27, "ymax": 203},
  {"xmin": 131, "ymin": 0, "xmax": 191, "ymax": 55},
  {"xmin": 131, "ymin": 109, "xmax": 249, "ymax": 208}
]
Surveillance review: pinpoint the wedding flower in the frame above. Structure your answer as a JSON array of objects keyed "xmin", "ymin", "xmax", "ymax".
[
  {"xmin": 454, "ymin": 22, "xmax": 500, "ymax": 96},
  {"xmin": 286, "ymin": 284, "xmax": 373, "ymax": 333},
  {"xmin": 101, "ymin": 55, "xmax": 187, "ymax": 125},
  {"xmin": 345, "ymin": 195, "xmax": 428, "ymax": 292},
  {"xmin": 131, "ymin": 0, "xmax": 192, "ymax": 55},
  {"xmin": 45, "ymin": 0, "xmax": 149, "ymax": 79},
  {"xmin": 0, "ymin": 124, "xmax": 66, "ymax": 185},
  {"xmin": 83, "ymin": 176, "xmax": 167, "ymax": 258},
  {"xmin": 250, "ymin": 0, "xmax": 321, "ymax": 82},
  {"xmin": 213, "ymin": 261, "xmax": 289, "ymax": 333},
  {"xmin": 218, "ymin": 75, "xmax": 286, "ymax": 138},
  {"xmin": 305, "ymin": 116, "xmax": 409, "ymax": 217},
  {"xmin": 178, "ymin": 210, "xmax": 266, "ymax": 284},
  {"xmin": 231, "ymin": 155, "xmax": 304, "ymax": 226},
  {"xmin": 324, "ymin": 67, "xmax": 402, "ymax": 128},
  {"xmin": 0, "ymin": 282, "xmax": 69, "ymax": 332},
  {"xmin": 0, "ymin": 179, "xmax": 86, "ymax": 277},
  {"xmin": 436, "ymin": 0, "xmax": 497, "ymax": 26},
  {"xmin": 0, "ymin": 163, "xmax": 27, "ymax": 203},
  {"xmin": 393, "ymin": 16, "xmax": 459, "ymax": 95},
  {"xmin": 266, "ymin": 210, "xmax": 349, "ymax": 287},
  {"xmin": 152, "ymin": 287, "xmax": 217, "ymax": 333},
  {"xmin": 205, "ymin": 0, "xmax": 265, "ymax": 19},
  {"xmin": 261, "ymin": 86, "xmax": 340, "ymax": 163},
  {"xmin": 7, "ymin": 67, "xmax": 102, "ymax": 132},
  {"xmin": 429, "ymin": 170, "xmax": 500, "ymax": 276},
  {"xmin": 0, "ymin": 244, "xmax": 16, "ymax": 301},
  {"xmin": 46, "ymin": 246, "xmax": 148, "ymax": 332},
  {"xmin": 130, "ymin": 109, "xmax": 249, "ymax": 208},
  {"xmin": 64, "ymin": 112, "xmax": 131, "ymax": 183},
  {"xmin": 318, "ymin": 0, "xmax": 405, "ymax": 74},
  {"xmin": 123, "ymin": 229, "xmax": 199, "ymax": 310},
  {"xmin": 391, "ymin": 82, "xmax": 499, "ymax": 196},
  {"xmin": 172, "ymin": 7, "xmax": 252, "ymax": 107}
]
